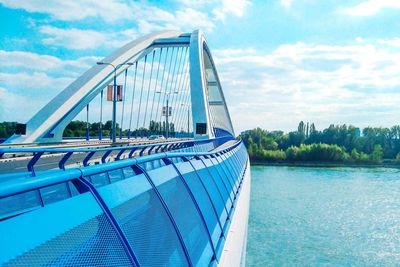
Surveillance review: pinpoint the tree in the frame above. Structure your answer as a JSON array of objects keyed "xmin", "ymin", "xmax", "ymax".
[
  {"xmin": 298, "ymin": 121, "xmax": 305, "ymax": 135},
  {"xmin": 370, "ymin": 144, "xmax": 383, "ymax": 163}
]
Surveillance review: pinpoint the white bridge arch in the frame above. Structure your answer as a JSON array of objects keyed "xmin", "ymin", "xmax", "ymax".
[{"xmin": 6, "ymin": 30, "xmax": 234, "ymax": 144}]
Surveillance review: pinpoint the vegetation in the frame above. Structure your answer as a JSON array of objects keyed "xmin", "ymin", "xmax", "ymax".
[
  {"xmin": 1, "ymin": 119, "xmax": 399, "ymax": 165},
  {"xmin": 63, "ymin": 120, "xmax": 176, "ymax": 137},
  {"xmin": 0, "ymin": 120, "xmax": 177, "ymax": 139},
  {"xmin": 0, "ymin": 122, "xmax": 17, "ymax": 138},
  {"xmin": 241, "ymin": 122, "xmax": 400, "ymax": 163}
]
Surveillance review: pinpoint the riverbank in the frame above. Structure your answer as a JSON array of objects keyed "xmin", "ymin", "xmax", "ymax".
[{"xmin": 250, "ymin": 160, "xmax": 400, "ymax": 169}]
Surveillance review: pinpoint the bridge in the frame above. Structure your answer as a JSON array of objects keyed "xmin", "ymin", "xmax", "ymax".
[{"xmin": 0, "ymin": 30, "xmax": 250, "ymax": 267}]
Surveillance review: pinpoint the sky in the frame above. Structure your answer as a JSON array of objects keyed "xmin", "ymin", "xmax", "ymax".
[{"xmin": 0, "ymin": 0, "xmax": 400, "ymax": 134}]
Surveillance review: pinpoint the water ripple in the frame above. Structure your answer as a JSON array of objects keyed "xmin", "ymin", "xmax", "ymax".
[{"xmin": 247, "ymin": 166, "xmax": 400, "ymax": 267}]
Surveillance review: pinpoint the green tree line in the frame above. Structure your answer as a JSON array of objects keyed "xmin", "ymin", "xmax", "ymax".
[
  {"xmin": 241, "ymin": 122, "xmax": 400, "ymax": 163},
  {"xmin": 0, "ymin": 120, "xmax": 177, "ymax": 138}
]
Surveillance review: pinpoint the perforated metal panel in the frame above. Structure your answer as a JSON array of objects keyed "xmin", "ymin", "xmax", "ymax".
[
  {"xmin": 214, "ymin": 156, "xmax": 238, "ymax": 192},
  {"xmin": 191, "ymin": 161, "xmax": 228, "ymax": 226},
  {"xmin": 175, "ymin": 161, "xmax": 222, "ymax": 249},
  {"xmin": 150, "ymin": 165, "xmax": 213, "ymax": 266},
  {"xmin": 4, "ymin": 214, "xmax": 133, "ymax": 267},
  {"xmin": 0, "ymin": 190, "xmax": 42, "ymax": 220},
  {"xmin": 101, "ymin": 174, "xmax": 189, "ymax": 267},
  {"xmin": 0, "ymin": 193, "xmax": 133, "ymax": 267},
  {"xmin": 203, "ymin": 159, "xmax": 234, "ymax": 208}
]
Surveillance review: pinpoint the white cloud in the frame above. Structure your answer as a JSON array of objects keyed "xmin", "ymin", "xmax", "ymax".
[
  {"xmin": 0, "ymin": 50, "xmax": 99, "ymax": 75},
  {"xmin": 39, "ymin": 26, "xmax": 140, "ymax": 50},
  {"xmin": 0, "ymin": 87, "xmax": 44, "ymax": 121},
  {"xmin": 212, "ymin": 0, "xmax": 251, "ymax": 20},
  {"xmin": 1, "ymin": 0, "xmax": 253, "ymax": 52},
  {"xmin": 355, "ymin": 37, "xmax": 364, "ymax": 43},
  {"xmin": 0, "ymin": 0, "xmax": 237, "ymax": 32},
  {"xmin": 0, "ymin": 0, "xmax": 133, "ymax": 22},
  {"xmin": 378, "ymin": 38, "xmax": 400, "ymax": 47},
  {"xmin": 0, "ymin": 51, "xmax": 103, "ymax": 122},
  {"xmin": 0, "ymin": 72, "xmax": 73, "ymax": 91},
  {"xmin": 280, "ymin": 0, "xmax": 293, "ymax": 9},
  {"xmin": 1, "ymin": 0, "xmax": 249, "ymax": 36},
  {"xmin": 343, "ymin": 0, "xmax": 400, "ymax": 16},
  {"xmin": 40, "ymin": 26, "xmax": 109, "ymax": 50},
  {"xmin": 213, "ymin": 41, "xmax": 400, "ymax": 132}
]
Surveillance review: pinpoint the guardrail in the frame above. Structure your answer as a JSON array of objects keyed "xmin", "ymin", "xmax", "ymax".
[
  {"xmin": 0, "ymin": 136, "xmax": 233, "ymax": 176},
  {"xmin": 0, "ymin": 139, "xmax": 249, "ymax": 267}
]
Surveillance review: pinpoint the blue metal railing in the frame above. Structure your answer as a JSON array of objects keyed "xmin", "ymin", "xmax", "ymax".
[
  {"xmin": 0, "ymin": 139, "xmax": 249, "ymax": 266},
  {"xmin": 0, "ymin": 136, "xmax": 233, "ymax": 176}
]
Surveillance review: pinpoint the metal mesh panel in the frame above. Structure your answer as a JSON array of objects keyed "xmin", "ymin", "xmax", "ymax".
[
  {"xmin": 0, "ymin": 190, "xmax": 41, "ymax": 220},
  {"xmin": 108, "ymin": 169, "xmax": 124, "ymax": 183},
  {"xmin": 40, "ymin": 183, "xmax": 71, "ymax": 205},
  {"xmin": 90, "ymin": 172, "xmax": 110, "ymax": 187},
  {"xmin": 192, "ymin": 161, "xmax": 228, "ymax": 226},
  {"xmin": 205, "ymin": 162, "xmax": 234, "ymax": 209},
  {"xmin": 107, "ymin": 174, "xmax": 189, "ymax": 267},
  {"xmin": 224, "ymin": 152, "xmax": 241, "ymax": 188},
  {"xmin": 152, "ymin": 169, "xmax": 213, "ymax": 265},
  {"xmin": 214, "ymin": 156, "xmax": 237, "ymax": 192},
  {"xmin": 139, "ymin": 159, "xmax": 165, "ymax": 172},
  {"xmin": 3, "ymin": 208, "xmax": 132, "ymax": 266},
  {"xmin": 176, "ymin": 162, "xmax": 222, "ymax": 248}
]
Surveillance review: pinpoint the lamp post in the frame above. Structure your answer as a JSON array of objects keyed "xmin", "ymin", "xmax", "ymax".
[
  {"xmin": 181, "ymin": 103, "xmax": 190, "ymax": 137},
  {"xmin": 156, "ymin": 91, "xmax": 178, "ymax": 139},
  {"xmin": 96, "ymin": 62, "xmax": 133, "ymax": 144}
]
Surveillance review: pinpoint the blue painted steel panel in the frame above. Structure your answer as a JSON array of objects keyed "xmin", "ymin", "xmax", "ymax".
[
  {"xmin": 175, "ymin": 161, "xmax": 223, "ymax": 249},
  {"xmin": 190, "ymin": 160, "xmax": 228, "ymax": 227},
  {"xmin": 0, "ymin": 139, "xmax": 248, "ymax": 267},
  {"xmin": 149, "ymin": 164, "xmax": 213, "ymax": 266},
  {"xmin": 0, "ymin": 190, "xmax": 42, "ymax": 220},
  {"xmin": 0, "ymin": 192, "xmax": 133, "ymax": 266},
  {"xmin": 201, "ymin": 159, "xmax": 233, "ymax": 210},
  {"xmin": 98, "ymin": 172, "xmax": 189, "ymax": 267}
]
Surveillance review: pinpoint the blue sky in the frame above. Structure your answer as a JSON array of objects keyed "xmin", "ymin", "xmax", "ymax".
[{"xmin": 1, "ymin": 0, "xmax": 400, "ymax": 133}]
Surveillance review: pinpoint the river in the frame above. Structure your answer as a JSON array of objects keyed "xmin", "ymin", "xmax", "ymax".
[{"xmin": 247, "ymin": 165, "xmax": 400, "ymax": 266}]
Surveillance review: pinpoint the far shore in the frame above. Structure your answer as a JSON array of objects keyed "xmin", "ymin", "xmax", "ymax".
[{"xmin": 250, "ymin": 160, "xmax": 400, "ymax": 169}]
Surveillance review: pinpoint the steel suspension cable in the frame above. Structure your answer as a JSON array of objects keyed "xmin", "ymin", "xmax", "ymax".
[
  {"xmin": 119, "ymin": 68, "xmax": 128, "ymax": 139},
  {"xmin": 172, "ymin": 47, "xmax": 189, "ymax": 106},
  {"xmin": 128, "ymin": 62, "xmax": 138, "ymax": 138},
  {"xmin": 148, "ymin": 48, "xmax": 163, "ymax": 136},
  {"xmin": 142, "ymin": 50, "xmax": 156, "ymax": 137},
  {"xmin": 169, "ymin": 47, "xmax": 189, "ymax": 136},
  {"xmin": 86, "ymin": 104, "xmax": 89, "ymax": 140},
  {"xmin": 174, "ymin": 54, "xmax": 190, "ymax": 135},
  {"xmin": 154, "ymin": 47, "xmax": 171, "ymax": 134},
  {"xmin": 168, "ymin": 47, "xmax": 185, "ymax": 136},
  {"xmin": 174, "ymin": 78, "xmax": 188, "ymax": 135},
  {"xmin": 163, "ymin": 47, "xmax": 181, "ymax": 136},
  {"xmin": 99, "ymin": 89, "xmax": 103, "ymax": 140},
  {"xmin": 157, "ymin": 47, "xmax": 176, "ymax": 127},
  {"xmin": 158, "ymin": 47, "xmax": 180, "ymax": 138},
  {"xmin": 135, "ymin": 55, "xmax": 148, "ymax": 138},
  {"xmin": 176, "ymin": 77, "xmax": 191, "ymax": 136}
]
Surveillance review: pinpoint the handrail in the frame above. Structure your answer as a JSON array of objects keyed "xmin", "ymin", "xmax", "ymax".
[
  {"xmin": 0, "ymin": 139, "xmax": 242, "ymax": 199},
  {"xmin": 0, "ymin": 138, "xmax": 203, "ymax": 154},
  {"xmin": 0, "ymin": 136, "xmax": 234, "ymax": 176}
]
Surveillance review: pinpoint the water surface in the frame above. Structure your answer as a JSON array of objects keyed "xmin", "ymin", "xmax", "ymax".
[{"xmin": 247, "ymin": 166, "xmax": 400, "ymax": 266}]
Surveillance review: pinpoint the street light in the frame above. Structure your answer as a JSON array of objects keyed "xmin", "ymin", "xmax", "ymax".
[
  {"xmin": 156, "ymin": 91, "xmax": 178, "ymax": 139},
  {"xmin": 97, "ymin": 61, "xmax": 133, "ymax": 144},
  {"xmin": 181, "ymin": 103, "xmax": 190, "ymax": 137}
]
